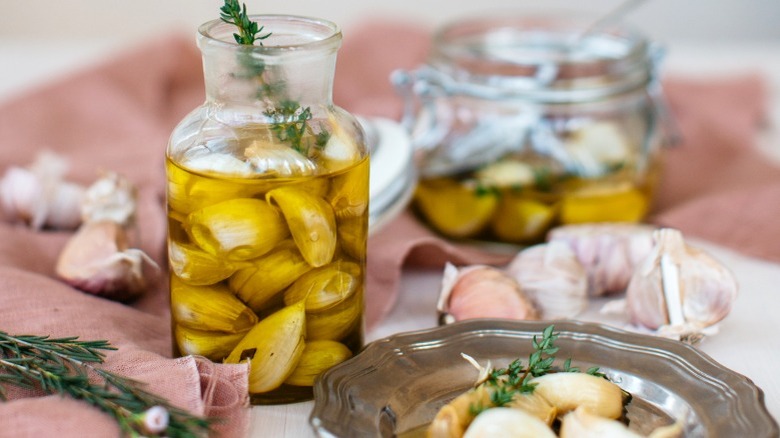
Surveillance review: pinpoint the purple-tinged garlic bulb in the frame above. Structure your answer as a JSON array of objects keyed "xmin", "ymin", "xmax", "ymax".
[
  {"xmin": 437, "ymin": 263, "xmax": 539, "ymax": 325},
  {"xmin": 548, "ymin": 223, "xmax": 656, "ymax": 296},
  {"xmin": 55, "ymin": 220, "xmax": 155, "ymax": 301},
  {"xmin": 625, "ymin": 228, "xmax": 738, "ymax": 341},
  {"xmin": 0, "ymin": 151, "xmax": 84, "ymax": 230},
  {"xmin": 505, "ymin": 242, "xmax": 588, "ymax": 320}
]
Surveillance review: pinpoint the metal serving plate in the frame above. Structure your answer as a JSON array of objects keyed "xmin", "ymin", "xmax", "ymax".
[{"xmin": 310, "ymin": 319, "xmax": 778, "ymax": 437}]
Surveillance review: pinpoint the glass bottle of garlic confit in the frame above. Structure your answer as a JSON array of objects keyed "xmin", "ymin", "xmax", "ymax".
[{"xmin": 166, "ymin": 15, "xmax": 368, "ymax": 404}]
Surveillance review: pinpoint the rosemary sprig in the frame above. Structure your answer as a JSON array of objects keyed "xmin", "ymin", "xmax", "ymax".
[
  {"xmin": 0, "ymin": 331, "xmax": 210, "ymax": 437},
  {"xmin": 219, "ymin": 0, "xmax": 328, "ymax": 154},
  {"xmin": 480, "ymin": 325, "xmax": 604, "ymax": 409}
]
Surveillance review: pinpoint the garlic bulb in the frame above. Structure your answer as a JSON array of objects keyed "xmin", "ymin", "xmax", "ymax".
[
  {"xmin": 548, "ymin": 223, "xmax": 656, "ymax": 296},
  {"xmin": 0, "ymin": 151, "xmax": 84, "ymax": 230},
  {"xmin": 55, "ymin": 221, "xmax": 155, "ymax": 301},
  {"xmin": 437, "ymin": 263, "xmax": 539, "ymax": 324},
  {"xmin": 81, "ymin": 172, "xmax": 137, "ymax": 226},
  {"xmin": 625, "ymin": 228, "xmax": 738, "ymax": 341},
  {"xmin": 505, "ymin": 242, "xmax": 588, "ymax": 319}
]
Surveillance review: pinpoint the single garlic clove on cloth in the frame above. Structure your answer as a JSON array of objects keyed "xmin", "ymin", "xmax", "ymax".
[
  {"xmin": 55, "ymin": 220, "xmax": 156, "ymax": 302},
  {"xmin": 437, "ymin": 263, "xmax": 539, "ymax": 324},
  {"xmin": 505, "ymin": 241, "xmax": 588, "ymax": 319},
  {"xmin": 625, "ymin": 228, "xmax": 738, "ymax": 341}
]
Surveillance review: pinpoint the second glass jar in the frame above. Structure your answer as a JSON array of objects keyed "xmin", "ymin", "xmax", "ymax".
[{"xmin": 395, "ymin": 16, "xmax": 668, "ymax": 244}]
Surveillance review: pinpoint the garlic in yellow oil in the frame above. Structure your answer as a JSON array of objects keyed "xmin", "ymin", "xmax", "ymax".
[
  {"xmin": 170, "ymin": 275, "xmax": 258, "ymax": 333},
  {"xmin": 244, "ymin": 138, "xmax": 317, "ymax": 177},
  {"xmin": 169, "ymin": 240, "xmax": 244, "ymax": 286},
  {"xmin": 229, "ymin": 240, "xmax": 313, "ymax": 313},
  {"xmin": 283, "ymin": 260, "xmax": 361, "ymax": 311},
  {"xmin": 625, "ymin": 228, "xmax": 738, "ymax": 341},
  {"xmin": 305, "ymin": 293, "xmax": 362, "ymax": 341},
  {"xmin": 284, "ymin": 340, "xmax": 353, "ymax": 387},
  {"xmin": 166, "ymin": 157, "xmax": 259, "ymax": 216},
  {"xmin": 174, "ymin": 324, "xmax": 247, "ymax": 362},
  {"xmin": 186, "ymin": 197, "xmax": 289, "ymax": 260},
  {"xmin": 327, "ymin": 157, "xmax": 368, "ymax": 219},
  {"xmin": 225, "ymin": 301, "xmax": 306, "ymax": 393},
  {"xmin": 266, "ymin": 186, "xmax": 337, "ymax": 267},
  {"xmin": 505, "ymin": 242, "xmax": 588, "ymax": 319}
]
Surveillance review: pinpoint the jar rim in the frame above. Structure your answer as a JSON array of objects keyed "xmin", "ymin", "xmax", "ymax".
[
  {"xmin": 198, "ymin": 14, "xmax": 342, "ymax": 53},
  {"xmin": 425, "ymin": 14, "xmax": 657, "ymax": 101}
]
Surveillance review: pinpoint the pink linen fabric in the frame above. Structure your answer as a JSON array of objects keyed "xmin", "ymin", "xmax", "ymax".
[{"xmin": 0, "ymin": 19, "xmax": 776, "ymax": 437}]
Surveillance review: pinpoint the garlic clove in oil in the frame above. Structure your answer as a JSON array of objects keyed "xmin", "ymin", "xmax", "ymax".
[
  {"xmin": 505, "ymin": 242, "xmax": 588, "ymax": 319},
  {"xmin": 55, "ymin": 220, "xmax": 154, "ymax": 301},
  {"xmin": 625, "ymin": 228, "xmax": 738, "ymax": 340},
  {"xmin": 437, "ymin": 263, "xmax": 539, "ymax": 324}
]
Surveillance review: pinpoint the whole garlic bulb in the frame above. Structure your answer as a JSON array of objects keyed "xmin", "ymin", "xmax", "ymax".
[
  {"xmin": 505, "ymin": 241, "xmax": 588, "ymax": 320},
  {"xmin": 626, "ymin": 228, "xmax": 738, "ymax": 339},
  {"xmin": 548, "ymin": 223, "xmax": 655, "ymax": 296}
]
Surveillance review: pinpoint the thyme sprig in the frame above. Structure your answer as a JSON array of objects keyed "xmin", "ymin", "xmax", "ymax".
[
  {"xmin": 477, "ymin": 325, "xmax": 605, "ymax": 411},
  {"xmin": 220, "ymin": 0, "xmax": 328, "ymax": 154},
  {"xmin": 219, "ymin": 0, "xmax": 271, "ymax": 45},
  {"xmin": 0, "ymin": 331, "xmax": 210, "ymax": 437}
]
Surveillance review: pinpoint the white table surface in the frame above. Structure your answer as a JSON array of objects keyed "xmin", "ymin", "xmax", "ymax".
[{"xmin": 1, "ymin": 39, "xmax": 778, "ymax": 437}]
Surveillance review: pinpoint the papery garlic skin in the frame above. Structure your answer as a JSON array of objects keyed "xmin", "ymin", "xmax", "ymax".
[
  {"xmin": 55, "ymin": 221, "xmax": 152, "ymax": 301},
  {"xmin": 626, "ymin": 228, "xmax": 738, "ymax": 336},
  {"xmin": 81, "ymin": 172, "xmax": 137, "ymax": 226},
  {"xmin": 0, "ymin": 152, "xmax": 85, "ymax": 230},
  {"xmin": 437, "ymin": 263, "xmax": 539, "ymax": 324},
  {"xmin": 548, "ymin": 223, "xmax": 655, "ymax": 296},
  {"xmin": 505, "ymin": 242, "xmax": 588, "ymax": 319}
]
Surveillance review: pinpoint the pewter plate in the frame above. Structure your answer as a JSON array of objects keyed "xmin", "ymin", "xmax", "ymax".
[{"xmin": 310, "ymin": 320, "xmax": 779, "ymax": 437}]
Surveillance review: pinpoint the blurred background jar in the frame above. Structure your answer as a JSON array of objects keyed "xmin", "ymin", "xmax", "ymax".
[
  {"xmin": 394, "ymin": 15, "xmax": 672, "ymax": 245},
  {"xmin": 166, "ymin": 15, "xmax": 368, "ymax": 404}
]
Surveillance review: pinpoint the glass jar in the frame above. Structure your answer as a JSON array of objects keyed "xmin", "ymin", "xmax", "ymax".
[
  {"xmin": 394, "ymin": 16, "xmax": 669, "ymax": 245},
  {"xmin": 166, "ymin": 15, "xmax": 368, "ymax": 404}
]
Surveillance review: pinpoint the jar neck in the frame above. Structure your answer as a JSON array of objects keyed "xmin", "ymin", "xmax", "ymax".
[{"xmin": 198, "ymin": 15, "xmax": 341, "ymax": 112}]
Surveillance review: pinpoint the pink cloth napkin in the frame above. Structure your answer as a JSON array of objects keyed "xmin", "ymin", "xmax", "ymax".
[{"xmin": 0, "ymin": 19, "xmax": 776, "ymax": 437}]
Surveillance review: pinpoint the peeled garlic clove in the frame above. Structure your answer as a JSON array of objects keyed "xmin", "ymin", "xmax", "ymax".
[
  {"xmin": 174, "ymin": 324, "xmax": 247, "ymax": 362},
  {"xmin": 244, "ymin": 139, "xmax": 317, "ymax": 177},
  {"xmin": 507, "ymin": 392, "xmax": 558, "ymax": 426},
  {"xmin": 560, "ymin": 407, "xmax": 683, "ymax": 438},
  {"xmin": 474, "ymin": 159, "xmax": 535, "ymax": 188},
  {"xmin": 463, "ymin": 407, "xmax": 557, "ymax": 438},
  {"xmin": 170, "ymin": 275, "xmax": 258, "ymax": 333},
  {"xmin": 166, "ymin": 159, "xmax": 259, "ymax": 216},
  {"xmin": 414, "ymin": 179, "xmax": 497, "ymax": 239},
  {"xmin": 284, "ymin": 340, "xmax": 353, "ymax": 387},
  {"xmin": 320, "ymin": 116, "xmax": 362, "ymax": 172},
  {"xmin": 559, "ymin": 182, "xmax": 648, "ymax": 225},
  {"xmin": 438, "ymin": 263, "xmax": 539, "ymax": 325},
  {"xmin": 187, "ymin": 197, "xmax": 289, "ymax": 260},
  {"xmin": 327, "ymin": 157, "xmax": 369, "ymax": 219},
  {"xmin": 229, "ymin": 241, "xmax": 313, "ymax": 313},
  {"xmin": 429, "ymin": 384, "xmax": 493, "ymax": 438},
  {"xmin": 531, "ymin": 372, "xmax": 624, "ymax": 420},
  {"xmin": 336, "ymin": 215, "xmax": 367, "ymax": 260},
  {"xmin": 491, "ymin": 195, "xmax": 557, "ymax": 243},
  {"xmin": 225, "ymin": 301, "xmax": 306, "ymax": 393},
  {"xmin": 563, "ymin": 122, "xmax": 630, "ymax": 177},
  {"xmin": 548, "ymin": 223, "xmax": 656, "ymax": 296},
  {"xmin": 306, "ymin": 294, "xmax": 362, "ymax": 341},
  {"xmin": 55, "ymin": 221, "xmax": 152, "ymax": 301},
  {"xmin": 81, "ymin": 172, "xmax": 136, "ymax": 226},
  {"xmin": 283, "ymin": 260, "xmax": 362, "ymax": 311},
  {"xmin": 505, "ymin": 242, "xmax": 588, "ymax": 319},
  {"xmin": 169, "ymin": 240, "xmax": 242, "ymax": 285},
  {"xmin": 266, "ymin": 186, "xmax": 337, "ymax": 267},
  {"xmin": 625, "ymin": 228, "xmax": 738, "ymax": 337}
]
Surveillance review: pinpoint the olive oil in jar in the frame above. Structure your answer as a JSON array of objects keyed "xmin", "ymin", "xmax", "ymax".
[{"xmin": 167, "ymin": 153, "xmax": 368, "ymax": 404}]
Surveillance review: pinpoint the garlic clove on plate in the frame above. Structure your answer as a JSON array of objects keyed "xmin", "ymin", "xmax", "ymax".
[
  {"xmin": 463, "ymin": 407, "xmax": 557, "ymax": 438},
  {"xmin": 505, "ymin": 242, "xmax": 588, "ymax": 319},
  {"xmin": 437, "ymin": 263, "xmax": 539, "ymax": 324},
  {"xmin": 55, "ymin": 220, "xmax": 155, "ymax": 301},
  {"xmin": 560, "ymin": 406, "xmax": 683, "ymax": 438},
  {"xmin": 548, "ymin": 223, "xmax": 656, "ymax": 296},
  {"xmin": 625, "ymin": 228, "xmax": 738, "ymax": 341}
]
